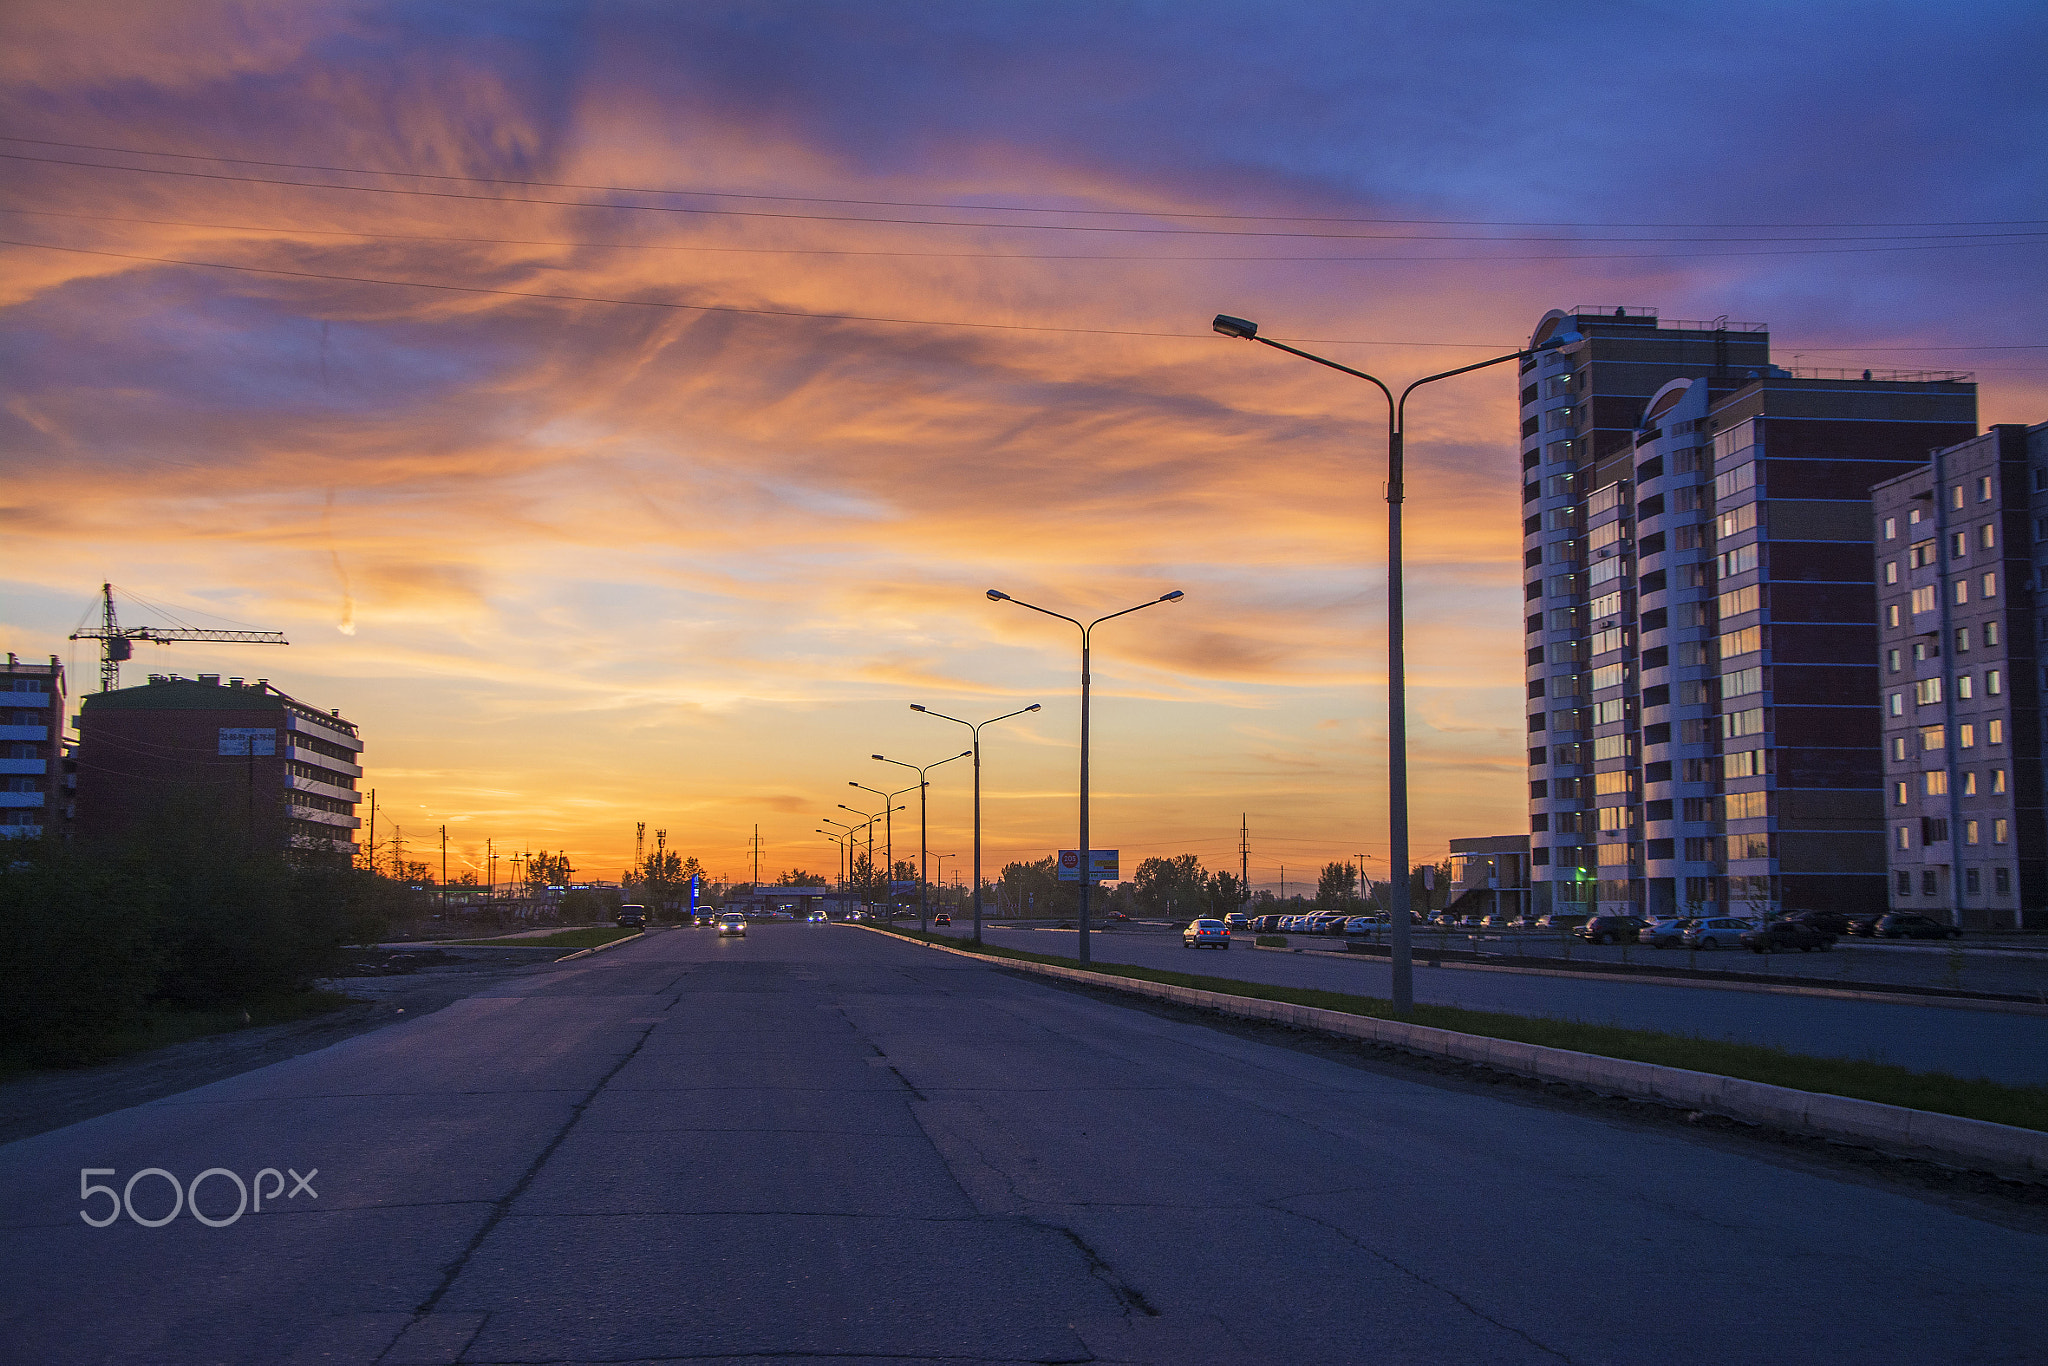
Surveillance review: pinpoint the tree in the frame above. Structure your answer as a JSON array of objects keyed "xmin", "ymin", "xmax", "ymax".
[
  {"xmin": 1208, "ymin": 870, "xmax": 1247, "ymax": 914},
  {"xmin": 525, "ymin": 851, "xmax": 573, "ymax": 892},
  {"xmin": 1132, "ymin": 854, "xmax": 1207, "ymax": 919},
  {"xmin": 776, "ymin": 868, "xmax": 828, "ymax": 886},
  {"xmin": 1316, "ymin": 861, "xmax": 1357, "ymax": 909},
  {"xmin": 998, "ymin": 856, "xmax": 1071, "ymax": 918}
]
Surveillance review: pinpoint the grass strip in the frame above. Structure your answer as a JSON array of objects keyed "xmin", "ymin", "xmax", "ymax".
[
  {"xmin": 872, "ymin": 925, "xmax": 2048, "ymax": 1133},
  {"xmin": 0, "ymin": 988, "xmax": 353, "ymax": 1078},
  {"xmin": 449, "ymin": 926, "xmax": 640, "ymax": 950}
]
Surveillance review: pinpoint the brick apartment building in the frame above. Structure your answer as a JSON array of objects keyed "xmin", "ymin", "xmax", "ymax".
[
  {"xmin": 0, "ymin": 653, "xmax": 69, "ymax": 840},
  {"xmin": 73, "ymin": 673, "xmax": 363, "ymax": 854},
  {"xmin": 1520, "ymin": 306, "xmax": 1976, "ymax": 919},
  {"xmin": 1872, "ymin": 423, "xmax": 2048, "ymax": 928}
]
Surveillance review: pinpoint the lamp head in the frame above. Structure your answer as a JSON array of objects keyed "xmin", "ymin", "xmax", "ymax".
[
  {"xmin": 910, "ymin": 704, "xmax": 926, "ymax": 712},
  {"xmin": 986, "ymin": 589, "xmax": 1009, "ymax": 601},
  {"xmin": 871, "ymin": 754, "xmax": 885, "ymax": 761},
  {"xmin": 1212, "ymin": 314, "xmax": 1259, "ymax": 340},
  {"xmin": 1027, "ymin": 703, "xmax": 1042, "ymax": 712},
  {"xmin": 1160, "ymin": 590, "xmax": 1185, "ymax": 602},
  {"xmin": 848, "ymin": 781, "xmax": 858, "ymax": 787}
]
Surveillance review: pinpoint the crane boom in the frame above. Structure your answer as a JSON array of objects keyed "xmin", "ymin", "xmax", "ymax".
[{"xmin": 69, "ymin": 583, "xmax": 289, "ymax": 692}]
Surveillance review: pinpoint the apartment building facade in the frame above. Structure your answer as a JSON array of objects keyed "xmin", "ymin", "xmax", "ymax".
[
  {"xmin": 0, "ymin": 653, "xmax": 68, "ymax": 840},
  {"xmin": 74, "ymin": 673, "xmax": 363, "ymax": 854},
  {"xmin": 1872, "ymin": 423, "xmax": 2047, "ymax": 929},
  {"xmin": 1520, "ymin": 306, "xmax": 1976, "ymax": 919}
]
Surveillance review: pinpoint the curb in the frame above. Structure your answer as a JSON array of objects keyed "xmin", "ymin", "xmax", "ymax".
[
  {"xmin": 555, "ymin": 930, "xmax": 648, "ymax": 962},
  {"xmin": 855, "ymin": 926, "xmax": 2048, "ymax": 1178},
  {"xmin": 1252, "ymin": 943, "xmax": 2048, "ymax": 1017}
]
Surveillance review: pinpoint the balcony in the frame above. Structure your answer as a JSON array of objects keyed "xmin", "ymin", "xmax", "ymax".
[
  {"xmin": 0, "ymin": 725, "xmax": 47, "ymax": 743},
  {"xmin": 0, "ymin": 759, "xmax": 46, "ymax": 775},
  {"xmin": 289, "ymin": 774, "xmax": 362, "ymax": 805},
  {"xmin": 0, "ymin": 792, "xmax": 47, "ymax": 808}
]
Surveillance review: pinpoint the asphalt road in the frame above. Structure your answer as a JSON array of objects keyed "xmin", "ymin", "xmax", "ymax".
[
  {"xmin": 979, "ymin": 925, "xmax": 2048, "ymax": 1088},
  {"xmin": 2, "ymin": 924, "xmax": 2043, "ymax": 1365}
]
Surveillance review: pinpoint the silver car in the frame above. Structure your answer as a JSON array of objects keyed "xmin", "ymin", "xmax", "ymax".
[{"xmin": 1681, "ymin": 916, "xmax": 1753, "ymax": 950}]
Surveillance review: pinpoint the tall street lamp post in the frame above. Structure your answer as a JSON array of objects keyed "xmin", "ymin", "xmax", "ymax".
[
  {"xmin": 1211, "ymin": 312, "xmax": 1565, "ymax": 1013},
  {"xmin": 850, "ymin": 782, "xmax": 921, "ymax": 919},
  {"xmin": 911, "ymin": 703, "xmax": 1042, "ymax": 943},
  {"xmin": 838, "ymin": 803, "xmax": 902, "ymax": 909},
  {"xmin": 985, "ymin": 590, "xmax": 1186, "ymax": 963},
  {"xmin": 817, "ymin": 831, "xmax": 847, "ymax": 895},
  {"xmin": 874, "ymin": 750, "xmax": 972, "ymax": 932}
]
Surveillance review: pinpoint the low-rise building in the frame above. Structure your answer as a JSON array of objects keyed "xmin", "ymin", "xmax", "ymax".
[
  {"xmin": 1445, "ymin": 835, "xmax": 1531, "ymax": 921},
  {"xmin": 0, "ymin": 653, "xmax": 69, "ymax": 840},
  {"xmin": 73, "ymin": 673, "xmax": 362, "ymax": 854}
]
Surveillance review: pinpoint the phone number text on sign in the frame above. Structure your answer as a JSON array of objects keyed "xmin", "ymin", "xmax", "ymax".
[{"xmin": 80, "ymin": 1167, "xmax": 318, "ymax": 1227}]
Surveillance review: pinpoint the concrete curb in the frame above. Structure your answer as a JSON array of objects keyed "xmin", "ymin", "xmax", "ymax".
[
  {"xmin": 1253, "ymin": 942, "xmax": 2048, "ymax": 1017},
  {"xmin": 554, "ymin": 930, "xmax": 648, "ymax": 962},
  {"xmin": 856, "ymin": 926, "xmax": 2048, "ymax": 1177}
]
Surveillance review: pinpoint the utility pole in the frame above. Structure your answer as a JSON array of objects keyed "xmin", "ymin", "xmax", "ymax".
[
  {"xmin": 1239, "ymin": 813, "xmax": 1250, "ymax": 905},
  {"xmin": 440, "ymin": 825, "xmax": 448, "ymax": 911},
  {"xmin": 366, "ymin": 789, "xmax": 377, "ymax": 874},
  {"xmin": 751, "ymin": 824, "xmax": 762, "ymax": 885},
  {"xmin": 634, "ymin": 822, "xmax": 646, "ymax": 888},
  {"xmin": 1280, "ymin": 864, "xmax": 1286, "ymax": 903},
  {"xmin": 486, "ymin": 836, "xmax": 494, "ymax": 900}
]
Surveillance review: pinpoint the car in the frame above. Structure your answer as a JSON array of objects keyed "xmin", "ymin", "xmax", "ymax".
[
  {"xmin": 692, "ymin": 911, "xmax": 716, "ymax": 926},
  {"xmin": 1480, "ymin": 913, "xmax": 1518, "ymax": 929},
  {"xmin": 1784, "ymin": 909, "xmax": 1852, "ymax": 936},
  {"xmin": 808, "ymin": 910, "xmax": 829, "ymax": 922},
  {"xmin": 1682, "ymin": 916, "xmax": 1754, "ymax": 950},
  {"xmin": 1224, "ymin": 913, "xmax": 1251, "ymax": 931},
  {"xmin": 1183, "ymin": 918, "xmax": 1230, "ymax": 949},
  {"xmin": 1106, "ymin": 910, "xmax": 1131, "ymax": 922},
  {"xmin": 1875, "ymin": 912, "xmax": 1963, "ymax": 940},
  {"xmin": 1535, "ymin": 914, "xmax": 1591, "ymax": 931},
  {"xmin": 717, "ymin": 914, "xmax": 747, "ymax": 938},
  {"xmin": 1343, "ymin": 916, "xmax": 1381, "ymax": 935},
  {"xmin": 1741, "ymin": 920, "xmax": 1836, "ymax": 953},
  {"xmin": 933, "ymin": 912, "xmax": 952, "ymax": 926},
  {"xmin": 1576, "ymin": 914, "xmax": 1645, "ymax": 945},
  {"xmin": 1639, "ymin": 917, "xmax": 1697, "ymax": 948},
  {"xmin": 1843, "ymin": 912, "xmax": 1884, "ymax": 937},
  {"xmin": 615, "ymin": 905, "xmax": 648, "ymax": 928}
]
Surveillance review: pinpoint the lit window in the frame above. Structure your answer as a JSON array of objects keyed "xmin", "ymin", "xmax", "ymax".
[
  {"xmin": 1910, "ymin": 507, "xmax": 1924, "ymax": 525},
  {"xmin": 1888, "ymin": 648, "xmax": 1902, "ymax": 673},
  {"xmin": 1986, "ymin": 621, "xmax": 1999, "ymax": 647},
  {"xmin": 1966, "ymin": 821, "xmax": 1980, "ymax": 846},
  {"xmin": 1951, "ymin": 531, "xmax": 1968, "ymax": 559},
  {"xmin": 1955, "ymin": 627, "xmax": 1969, "ymax": 653},
  {"xmin": 1983, "ymin": 571, "xmax": 1997, "ymax": 598},
  {"xmin": 1923, "ymin": 771, "xmax": 1948, "ymax": 796},
  {"xmin": 1994, "ymin": 768, "xmax": 2008, "ymax": 794},
  {"xmin": 1884, "ymin": 561, "xmax": 1899, "ymax": 585},
  {"xmin": 1951, "ymin": 485, "xmax": 1965, "ymax": 510},
  {"xmin": 1896, "ymin": 825, "xmax": 1911, "ymax": 850},
  {"xmin": 1989, "ymin": 718, "xmax": 2004, "ymax": 744},
  {"xmin": 1889, "ymin": 692, "xmax": 1905, "ymax": 716},
  {"xmin": 1995, "ymin": 819, "xmax": 2010, "ymax": 844},
  {"xmin": 1891, "ymin": 736, "xmax": 1908, "ymax": 762},
  {"xmin": 1958, "ymin": 674, "xmax": 1973, "ymax": 700},
  {"xmin": 1911, "ymin": 586, "xmax": 1936, "ymax": 615},
  {"xmin": 1978, "ymin": 475, "xmax": 1993, "ymax": 502},
  {"xmin": 1894, "ymin": 782, "xmax": 1910, "ymax": 806},
  {"xmin": 1914, "ymin": 678, "xmax": 1944, "ymax": 706},
  {"xmin": 1963, "ymin": 771, "xmax": 1978, "ymax": 796},
  {"xmin": 1960, "ymin": 723, "xmax": 1975, "ymax": 749},
  {"xmin": 1980, "ymin": 522, "xmax": 1996, "ymax": 549},
  {"xmin": 1887, "ymin": 604, "xmax": 1902, "ymax": 628},
  {"xmin": 1954, "ymin": 579, "xmax": 1969, "ymax": 605},
  {"xmin": 1921, "ymin": 725, "xmax": 1946, "ymax": 750},
  {"xmin": 1883, "ymin": 516, "xmax": 1897, "ymax": 540}
]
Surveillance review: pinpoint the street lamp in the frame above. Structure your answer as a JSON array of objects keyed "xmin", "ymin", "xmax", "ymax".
[
  {"xmin": 874, "ymin": 750, "xmax": 972, "ymax": 932},
  {"xmin": 934, "ymin": 853, "xmax": 956, "ymax": 909},
  {"xmin": 817, "ymin": 830, "xmax": 847, "ymax": 896},
  {"xmin": 837, "ymin": 802, "xmax": 903, "ymax": 910},
  {"xmin": 850, "ymin": 781, "xmax": 921, "ymax": 920},
  {"xmin": 985, "ymin": 589, "xmax": 1185, "ymax": 963},
  {"xmin": 1211, "ymin": 312, "xmax": 1565, "ymax": 1013},
  {"xmin": 911, "ymin": 703, "xmax": 1041, "ymax": 943}
]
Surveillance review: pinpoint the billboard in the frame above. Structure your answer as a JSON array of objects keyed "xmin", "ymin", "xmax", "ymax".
[
  {"xmin": 1056, "ymin": 849, "xmax": 1120, "ymax": 882},
  {"xmin": 218, "ymin": 727, "xmax": 276, "ymax": 756},
  {"xmin": 889, "ymin": 879, "xmax": 918, "ymax": 894}
]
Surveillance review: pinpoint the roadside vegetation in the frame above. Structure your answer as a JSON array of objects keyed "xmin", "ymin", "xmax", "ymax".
[
  {"xmin": 870, "ymin": 925, "xmax": 2048, "ymax": 1134},
  {"xmin": 0, "ymin": 807, "xmax": 416, "ymax": 1071}
]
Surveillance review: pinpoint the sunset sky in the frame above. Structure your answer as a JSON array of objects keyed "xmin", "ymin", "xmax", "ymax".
[{"xmin": 4, "ymin": 1, "xmax": 2044, "ymax": 890}]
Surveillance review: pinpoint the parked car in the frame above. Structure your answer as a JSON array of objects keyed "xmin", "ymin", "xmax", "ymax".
[
  {"xmin": 1343, "ymin": 916, "xmax": 1380, "ymax": 935},
  {"xmin": 1741, "ymin": 920, "xmax": 1836, "ymax": 953},
  {"xmin": 1481, "ymin": 913, "xmax": 1518, "ymax": 929},
  {"xmin": 933, "ymin": 912, "xmax": 951, "ymax": 926},
  {"xmin": 717, "ymin": 913, "xmax": 747, "ymax": 938},
  {"xmin": 1183, "ymin": 918, "xmax": 1230, "ymax": 949},
  {"xmin": 1576, "ymin": 914, "xmax": 1646, "ymax": 945},
  {"xmin": 615, "ymin": 905, "xmax": 648, "ymax": 928},
  {"xmin": 1224, "ymin": 913, "xmax": 1251, "ymax": 931},
  {"xmin": 1843, "ymin": 912, "xmax": 1885, "ymax": 937},
  {"xmin": 1535, "ymin": 914, "xmax": 1591, "ymax": 931},
  {"xmin": 1784, "ymin": 909, "xmax": 1852, "ymax": 936},
  {"xmin": 1682, "ymin": 916, "xmax": 1754, "ymax": 950},
  {"xmin": 1875, "ymin": 912, "xmax": 1963, "ymax": 940},
  {"xmin": 1639, "ymin": 917, "xmax": 1697, "ymax": 948}
]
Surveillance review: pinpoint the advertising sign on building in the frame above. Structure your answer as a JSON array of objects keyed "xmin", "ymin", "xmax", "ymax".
[
  {"xmin": 218, "ymin": 727, "xmax": 277, "ymax": 755},
  {"xmin": 1056, "ymin": 849, "xmax": 1120, "ymax": 882}
]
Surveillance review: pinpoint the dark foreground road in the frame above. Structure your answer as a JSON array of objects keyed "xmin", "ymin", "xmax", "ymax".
[{"xmin": 1, "ymin": 925, "xmax": 2042, "ymax": 1365}]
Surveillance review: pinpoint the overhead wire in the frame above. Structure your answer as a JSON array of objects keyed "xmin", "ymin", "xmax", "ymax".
[{"xmin": 4, "ymin": 135, "xmax": 2042, "ymax": 230}]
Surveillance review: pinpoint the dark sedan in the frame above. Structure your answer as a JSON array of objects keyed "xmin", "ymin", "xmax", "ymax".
[
  {"xmin": 1576, "ymin": 914, "xmax": 1646, "ymax": 945},
  {"xmin": 1739, "ymin": 920, "xmax": 1836, "ymax": 953},
  {"xmin": 1875, "ymin": 912, "xmax": 1964, "ymax": 940}
]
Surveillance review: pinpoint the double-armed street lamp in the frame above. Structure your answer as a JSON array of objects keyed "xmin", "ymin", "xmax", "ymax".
[
  {"xmin": 874, "ymin": 750, "xmax": 971, "ymax": 932},
  {"xmin": 850, "ymin": 781, "xmax": 921, "ymax": 918},
  {"xmin": 837, "ymin": 801, "xmax": 904, "ymax": 910},
  {"xmin": 985, "ymin": 589, "xmax": 1186, "ymax": 963},
  {"xmin": 911, "ymin": 703, "xmax": 1041, "ymax": 944},
  {"xmin": 816, "ymin": 830, "xmax": 848, "ymax": 893},
  {"xmin": 1211, "ymin": 312, "xmax": 1568, "ymax": 1013}
]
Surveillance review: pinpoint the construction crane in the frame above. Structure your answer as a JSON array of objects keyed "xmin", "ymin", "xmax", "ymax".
[{"xmin": 70, "ymin": 583, "xmax": 289, "ymax": 692}]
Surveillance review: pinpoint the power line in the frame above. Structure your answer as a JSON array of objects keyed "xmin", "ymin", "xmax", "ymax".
[
  {"xmin": 8, "ymin": 152, "xmax": 2046, "ymax": 244},
  {"xmin": 10, "ymin": 237, "xmax": 2044, "ymax": 354},
  {"xmin": 7, "ymin": 205, "xmax": 2044, "ymax": 262},
  {"xmin": 6, "ymin": 135, "xmax": 2041, "ymax": 231}
]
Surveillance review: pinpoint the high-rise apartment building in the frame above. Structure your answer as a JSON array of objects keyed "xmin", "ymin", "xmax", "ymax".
[
  {"xmin": 1872, "ymin": 423, "xmax": 2047, "ymax": 929},
  {"xmin": 0, "ymin": 653, "xmax": 68, "ymax": 840},
  {"xmin": 1520, "ymin": 306, "xmax": 1975, "ymax": 919},
  {"xmin": 74, "ymin": 673, "xmax": 363, "ymax": 854}
]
